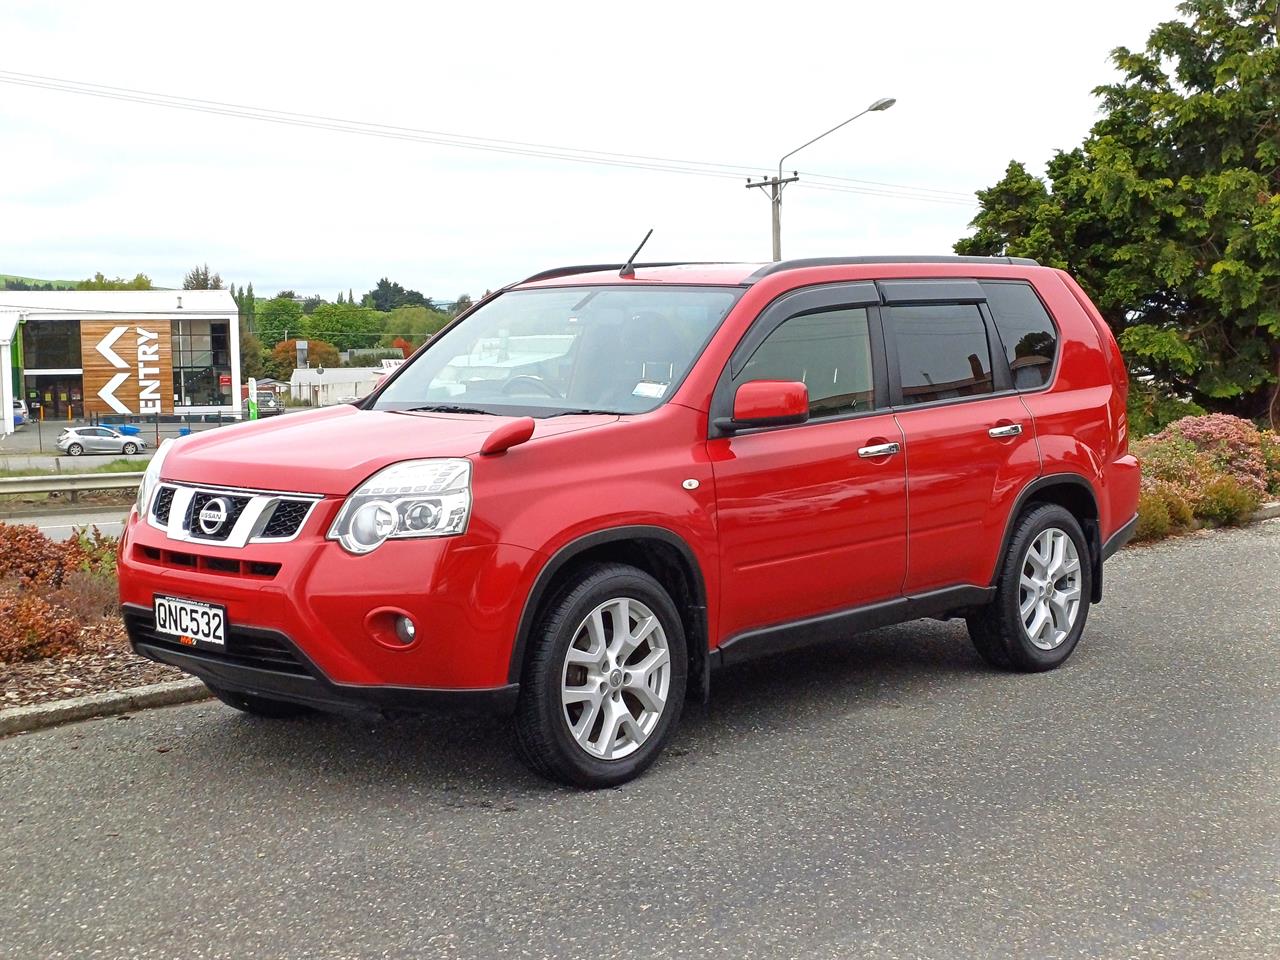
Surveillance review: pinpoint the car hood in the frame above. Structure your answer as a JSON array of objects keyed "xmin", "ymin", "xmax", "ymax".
[{"xmin": 161, "ymin": 405, "xmax": 618, "ymax": 495}]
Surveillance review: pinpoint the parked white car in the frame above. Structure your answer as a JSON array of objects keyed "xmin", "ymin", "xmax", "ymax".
[{"xmin": 57, "ymin": 426, "xmax": 149, "ymax": 457}]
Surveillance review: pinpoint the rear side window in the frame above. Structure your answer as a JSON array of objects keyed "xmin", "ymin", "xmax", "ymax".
[
  {"xmin": 740, "ymin": 307, "xmax": 875, "ymax": 418},
  {"xmin": 888, "ymin": 303, "xmax": 993, "ymax": 405},
  {"xmin": 982, "ymin": 281, "xmax": 1058, "ymax": 389}
]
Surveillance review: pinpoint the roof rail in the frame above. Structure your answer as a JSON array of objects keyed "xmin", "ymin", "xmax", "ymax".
[
  {"xmin": 744, "ymin": 255, "xmax": 1040, "ymax": 282},
  {"xmin": 518, "ymin": 262, "xmax": 689, "ymax": 285}
]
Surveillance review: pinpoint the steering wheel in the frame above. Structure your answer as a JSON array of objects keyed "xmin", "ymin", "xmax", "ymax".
[{"xmin": 501, "ymin": 375, "xmax": 561, "ymax": 398}]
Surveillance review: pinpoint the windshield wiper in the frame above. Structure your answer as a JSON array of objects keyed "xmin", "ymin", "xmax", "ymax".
[
  {"xmin": 401, "ymin": 404, "xmax": 493, "ymax": 415},
  {"xmin": 543, "ymin": 408, "xmax": 621, "ymax": 418}
]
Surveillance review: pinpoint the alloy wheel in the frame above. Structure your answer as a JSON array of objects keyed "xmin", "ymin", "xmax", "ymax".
[
  {"xmin": 560, "ymin": 596, "xmax": 671, "ymax": 761},
  {"xmin": 1018, "ymin": 527, "xmax": 1082, "ymax": 650}
]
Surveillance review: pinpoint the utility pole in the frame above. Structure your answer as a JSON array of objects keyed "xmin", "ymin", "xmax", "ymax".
[{"xmin": 746, "ymin": 173, "xmax": 799, "ymax": 261}]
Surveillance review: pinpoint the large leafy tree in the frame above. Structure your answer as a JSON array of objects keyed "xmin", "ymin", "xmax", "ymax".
[
  {"xmin": 255, "ymin": 296, "xmax": 303, "ymax": 347},
  {"xmin": 363, "ymin": 278, "xmax": 431, "ymax": 312},
  {"xmin": 303, "ymin": 302, "xmax": 382, "ymax": 352},
  {"xmin": 182, "ymin": 263, "xmax": 223, "ymax": 290},
  {"xmin": 956, "ymin": 0, "xmax": 1279, "ymax": 420},
  {"xmin": 76, "ymin": 272, "xmax": 153, "ymax": 290}
]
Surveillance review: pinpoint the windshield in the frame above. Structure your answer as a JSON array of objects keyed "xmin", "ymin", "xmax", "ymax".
[{"xmin": 373, "ymin": 285, "xmax": 742, "ymax": 416}]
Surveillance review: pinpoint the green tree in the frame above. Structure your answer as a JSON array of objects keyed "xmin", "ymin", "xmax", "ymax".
[
  {"xmin": 452, "ymin": 293, "xmax": 474, "ymax": 315},
  {"xmin": 380, "ymin": 304, "xmax": 452, "ymax": 348},
  {"xmin": 76, "ymin": 272, "xmax": 153, "ymax": 290},
  {"xmin": 182, "ymin": 263, "xmax": 223, "ymax": 289},
  {"xmin": 956, "ymin": 0, "xmax": 1279, "ymax": 418},
  {"xmin": 255, "ymin": 296, "xmax": 303, "ymax": 347},
  {"xmin": 266, "ymin": 338, "xmax": 341, "ymax": 379},
  {"xmin": 239, "ymin": 324, "xmax": 268, "ymax": 382},
  {"xmin": 364, "ymin": 277, "xmax": 431, "ymax": 312},
  {"xmin": 303, "ymin": 302, "xmax": 382, "ymax": 352}
]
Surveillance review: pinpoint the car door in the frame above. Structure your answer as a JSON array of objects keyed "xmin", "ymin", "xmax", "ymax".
[
  {"xmin": 708, "ymin": 283, "xmax": 908, "ymax": 642},
  {"xmin": 84, "ymin": 428, "xmax": 110, "ymax": 453},
  {"xmin": 879, "ymin": 280, "xmax": 1042, "ymax": 594}
]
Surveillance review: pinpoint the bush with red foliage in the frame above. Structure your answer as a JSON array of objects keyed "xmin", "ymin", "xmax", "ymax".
[{"xmin": 0, "ymin": 524, "xmax": 120, "ymax": 663}]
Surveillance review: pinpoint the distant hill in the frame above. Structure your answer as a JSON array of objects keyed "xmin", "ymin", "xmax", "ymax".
[{"xmin": 1, "ymin": 273, "xmax": 79, "ymax": 290}]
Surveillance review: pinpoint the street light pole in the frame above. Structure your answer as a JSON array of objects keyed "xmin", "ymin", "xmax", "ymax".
[{"xmin": 747, "ymin": 97, "xmax": 896, "ymax": 261}]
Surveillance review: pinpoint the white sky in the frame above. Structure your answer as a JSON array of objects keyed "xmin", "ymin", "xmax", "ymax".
[{"xmin": 1, "ymin": 0, "xmax": 1177, "ymax": 300}]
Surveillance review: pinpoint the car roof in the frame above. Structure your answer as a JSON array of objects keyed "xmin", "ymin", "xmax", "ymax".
[{"xmin": 513, "ymin": 256, "xmax": 1041, "ymax": 289}]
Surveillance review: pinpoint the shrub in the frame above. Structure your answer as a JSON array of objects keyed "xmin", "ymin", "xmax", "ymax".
[
  {"xmin": 1158, "ymin": 414, "xmax": 1268, "ymax": 497},
  {"xmin": 0, "ymin": 523, "xmax": 74, "ymax": 587},
  {"xmin": 1126, "ymin": 382, "xmax": 1205, "ymax": 439},
  {"xmin": 46, "ymin": 569, "xmax": 120, "ymax": 623},
  {"xmin": 1260, "ymin": 431, "xmax": 1280, "ymax": 496},
  {"xmin": 0, "ymin": 594, "xmax": 83, "ymax": 662},
  {"xmin": 1194, "ymin": 475, "xmax": 1262, "ymax": 527},
  {"xmin": 1135, "ymin": 478, "xmax": 1195, "ymax": 542},
  {"xmin": 0, "ymin": 523, "xmax": 117, "ymax": 588},
  {"xmin": 1132, "ymin": 434, "xmax": 1216, "ymax": 499}
]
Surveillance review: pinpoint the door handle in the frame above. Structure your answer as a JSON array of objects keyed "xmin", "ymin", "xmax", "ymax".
[
  {"xmin": 988, "ymin": 423, "xmax": 1023, "ymax": 438},
  {"xmin": 858, "ymin": 441, "xmax": 901, "ymax": 458}
]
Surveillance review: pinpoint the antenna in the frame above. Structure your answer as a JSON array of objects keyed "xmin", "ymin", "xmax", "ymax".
[{"xmin": 618, "ymin": 228, "xmax": 654, "ymax": 278}]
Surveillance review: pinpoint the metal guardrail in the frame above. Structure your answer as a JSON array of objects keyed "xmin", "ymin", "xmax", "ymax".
[{"xmin": 0, "ymin": 472, "xmax": 143, "ymax": 501}]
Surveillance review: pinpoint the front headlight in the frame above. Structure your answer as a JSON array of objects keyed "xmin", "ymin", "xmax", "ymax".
[
  {"xmin": 136, "ymin": 439, "xmax": 175, "ymax": 516},
  {"xmin": 328, "ymin": 459, "xmax": 472, "ymax": 555}
]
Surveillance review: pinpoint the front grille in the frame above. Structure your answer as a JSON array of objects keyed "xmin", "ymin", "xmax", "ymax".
[
  {"xmin": 152, "ymin": 487, "xmax": 176, "ymax": 525},
  {"xmin": 185, "ymin": 492, "xmax": 251, "ymax": 542},
  {"xmin": 124, "ymin": 608, "xmax": 309, "ymax": 676},
  {"xmin": 148, "ymin": 483, "xmax": 319, "ymax": 546},
  {"xmin": 261, "ymin": 499, "xmax": 312, "ymax": 539}
]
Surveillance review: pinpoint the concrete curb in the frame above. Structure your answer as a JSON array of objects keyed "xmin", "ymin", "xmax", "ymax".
[
  {"xmin": 1251, "ymin": 501, "xmax": 1280, "ymax": 522},
  {"xmin": 0, "ymin": 678, "xmax": 210, "ymax": 738}
]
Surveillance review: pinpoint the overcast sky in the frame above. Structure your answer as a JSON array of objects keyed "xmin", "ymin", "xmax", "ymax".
[{"xmin": 2, "ymin": 0, "xmax": 1179, "ymax": 300}]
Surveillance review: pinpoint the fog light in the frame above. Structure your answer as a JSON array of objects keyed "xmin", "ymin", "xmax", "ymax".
[{"xmin": 394, "ymin": 615, "xmax": 417, "ymax": 645}]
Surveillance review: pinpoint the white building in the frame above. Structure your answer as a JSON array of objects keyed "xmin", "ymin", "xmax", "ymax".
[
  {"xmin": 289, "ymin": 367, "xmax": 385, "ymax": 407},
  {"xmin": 0, "ymin": 290, "xmax": 240, "ymax": 427}
]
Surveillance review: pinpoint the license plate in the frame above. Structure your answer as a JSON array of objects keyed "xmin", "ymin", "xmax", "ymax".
[{"xmin": 153, "ymin": 595, "xmax": 226, "ymax": 648}]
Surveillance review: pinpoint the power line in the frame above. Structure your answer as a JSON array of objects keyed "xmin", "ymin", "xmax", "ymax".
[{"xmin": 0, "ymin": 70, "xmax": 976, "ymax": 206}]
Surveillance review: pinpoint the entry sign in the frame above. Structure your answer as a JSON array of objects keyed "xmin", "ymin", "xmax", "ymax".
[
  {"xmin": 80, "ymin": 319, "xmax": 174, "ymax": 416},
  {"xmin": 247, "ymin": 377, "xmax": 259, "ymax": 421}
]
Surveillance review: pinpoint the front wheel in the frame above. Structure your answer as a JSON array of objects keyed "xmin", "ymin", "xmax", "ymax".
[
  {"xmin": 122, "ymin": 442, "xmax": 138, "ymax": 455},
  {"xmin": 515, "ymin": 563, "xmax": 687, "ymax": 788},
  {"xmin": 967, "ymin": 504, "xmax": 1092, "ymax": 672}
]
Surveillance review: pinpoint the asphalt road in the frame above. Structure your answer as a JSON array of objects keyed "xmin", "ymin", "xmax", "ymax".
[
  {"xmin": 13, "ymin": 506, "xmax": 129, "ymax": 540},
  {"xmin": 2, "ymin": 523, "xmax": 1277, "ymax": 960}
]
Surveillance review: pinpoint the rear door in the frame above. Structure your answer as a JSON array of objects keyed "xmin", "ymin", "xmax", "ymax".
[
  {"xmin": 708, "ymin": 283, "xmax": 908, "ymax": 640},
  {"xmin": 880, "ymin": 280, "xmax": 1042, "ymax": 593}
]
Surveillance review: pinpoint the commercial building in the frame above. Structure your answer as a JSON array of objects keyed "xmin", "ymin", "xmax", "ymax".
[{"xmin": 0, "ymin": 290, "xmax": 240, "ymax": 433}]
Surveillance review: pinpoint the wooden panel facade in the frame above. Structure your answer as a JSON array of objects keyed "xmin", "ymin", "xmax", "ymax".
[{"xmin": 80, "ymin": 319, "xmax": 174, "ymax": 416}]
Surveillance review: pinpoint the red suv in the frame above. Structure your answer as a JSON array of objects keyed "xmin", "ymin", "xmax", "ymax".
[{"xmin": 120, "ymin": 256, "xmax": 1140, "ymax": 787}]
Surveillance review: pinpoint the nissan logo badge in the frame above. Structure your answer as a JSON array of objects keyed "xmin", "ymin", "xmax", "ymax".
[{"xmin": 198, "ymin": 497, "xmax": 231, "ymax": 535}]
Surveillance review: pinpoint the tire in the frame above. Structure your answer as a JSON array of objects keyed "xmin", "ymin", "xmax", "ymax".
[
  {"xmin": 67, "ymin": 443, "xmax": 83, "ymax": 457},
  {"xmin": 967, "ymin": 504, "xmax": 1092, "ymax": 672},
  {"xmin": 204, "ymin": 681, "xmax": 313, "ymax": 718},
  {"xmin": 123, "ymin": 442, "xmax": 138, "ymax": 455},
  {"xmin": 514, "ymin": 563, "xmax": 688, "ymax": 788}
]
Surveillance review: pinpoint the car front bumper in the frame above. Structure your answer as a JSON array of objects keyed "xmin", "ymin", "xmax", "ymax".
[
  {"xmin": 118, "ymin": 504, "xmax": 540, "ymax": 702},
  {"xmin": 124, "ymin": 604, "xmax": 519, "ymax": 717}
]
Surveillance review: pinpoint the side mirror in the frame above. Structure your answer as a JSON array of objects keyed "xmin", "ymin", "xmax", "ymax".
[{"xmin": 719, "ymin": 380, "xmax": 809, "ymax": 432}]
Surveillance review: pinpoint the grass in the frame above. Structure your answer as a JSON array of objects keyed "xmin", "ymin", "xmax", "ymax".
[
  {"xmin": 0, "ymin": 458, "xmax": 149, "ymax": 480},
  {"xmin": 0, "ymin": 273, "xmax": 79, "ymax": 290}
]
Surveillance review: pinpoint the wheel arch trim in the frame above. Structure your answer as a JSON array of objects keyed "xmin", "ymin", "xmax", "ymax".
[
  {"xmin": 994, "ymin": 472, "xmax": 1105, "ymax": 602},
  {"xmin": 507, "ymin": 525, "xmax": 709, "ymax": 685}
]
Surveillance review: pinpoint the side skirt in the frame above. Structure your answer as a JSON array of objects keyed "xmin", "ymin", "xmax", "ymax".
[{"xmin": 709, "ymin": 585, "xmax": 995, "ymax": 670}]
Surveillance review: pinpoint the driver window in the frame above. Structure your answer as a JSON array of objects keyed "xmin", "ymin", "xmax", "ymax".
[{"xmin": 740, "ymin": 307, "xmax": 875, "ymax": 418}]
